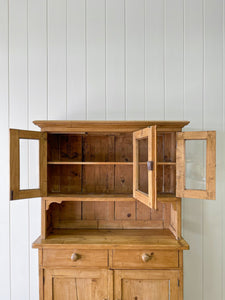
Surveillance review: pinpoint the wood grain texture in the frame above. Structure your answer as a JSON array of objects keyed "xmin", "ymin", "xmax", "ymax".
[
  {"xmin": 43, "ymin": 249, "xmax": 108, "ymax": 268},
  {"xmin": 44, "ymin": 269, "xmax": 108, "ymax": 300},
  {"xmin": 32, "ymin": 229, "xmax": 189, "ymax": 250},
  {"xmin": 10, "ymin": 129, "xmax": 47, "ymax": 200},
  {"xmin": 33, "ymin": 120, "xmax": 189, "ymax": 132},
  {"xmin": 114, "ymin": 270, "xmax": 180, "ymax": 300},
  {"xmin": 112, "ymin": 249, "xmax": 179, "ymax": 269},
  {"xmin": 133, "ymin": 126, "xmax": 157, "ymax": 209},
  {"xmin": 3, "ymin": 1, "xmax": 224, "ymax": 300}
]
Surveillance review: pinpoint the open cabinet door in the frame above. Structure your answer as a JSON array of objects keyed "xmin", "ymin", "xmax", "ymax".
[
  {"xmin": 176, "ymin": 131, "xmax": 216, "ymax": 199},
  {"xmin": 133, "ymin": 126, "xmax": 157, "ymax": 209},
  {"xmin": 10, "ymin": 129, "xmax": 47, "ymax": 200}
]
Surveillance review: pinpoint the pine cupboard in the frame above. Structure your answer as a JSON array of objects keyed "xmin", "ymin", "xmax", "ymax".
[{"xmin": 9, "ymin": 121, "xmax": 216, "ymax": 300}]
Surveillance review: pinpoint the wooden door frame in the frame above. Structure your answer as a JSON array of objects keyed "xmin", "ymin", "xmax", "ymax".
[
  {"xmin": 114, "ymin": 269, "xmax": 180, "ymax": 300},
  {"xmin": 10, "ymin": 129, "xmax": 47, "ymax": 200},
  {"xmin": 176, "ymin": 131, "xmax": 216, "ymax": 199},
  {"xmin": 133, "ymin": 126, "xmax": 157, "ymax": 209}
]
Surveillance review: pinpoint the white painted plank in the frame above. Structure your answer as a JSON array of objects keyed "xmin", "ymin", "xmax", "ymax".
[
  {"xmin": 223, "ymin": 2, "xmax": 225, "ymax": 299},
  {"xmin": 0, "ymin": 0, "xmax": 10, "ymax": 299},
  {"xmin": 9, "ymin": 0, "xmax": 29, "ymax": 298},
  {"xmin": 125, "ymin": 0, "xmax": 145, "ymax": 120},
  {"xmin": 183, "ymin": 1, "xmax": 204, "ymax": 299},
  {"xmin": 106, "ymin": 0, "xmax": 125, "ymax": 120},
  {"xmin": 86, "ymin": 0, "xmax": 106, "ymax": 120},
  {"xmin": 145, "ymin": 0, "xmax": 165, "ymax": 120},
  {"xmin": 165, "ymin": 0, "xmax": 184, "ymax": 120},
  {"xmin": 48, "ymin": 0, "xmax": 67, "ymax": 120},
  {"xmin": 203, "ymin": 0, "xmax": 223, "ymax": 299},
  {"xmin": 28, "ymin": 0, "xmax": 47, "ymax": 299},
  {"xmin": 67, "ymin": 0, "xmax": 86, "ymax": 120}
]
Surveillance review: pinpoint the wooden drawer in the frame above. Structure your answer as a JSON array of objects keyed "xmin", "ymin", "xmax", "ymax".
[
  {"xmin": 43, "ymin": 249, "xmax": 108, "ymax": 268},
  {"xmin": 112, "ymin": 250, "xmax": 179, "ymax": 269}
]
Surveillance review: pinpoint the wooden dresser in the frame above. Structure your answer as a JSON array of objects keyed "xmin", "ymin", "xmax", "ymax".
[{"xmin": 9, "ymin": 121, "xmax": 216, "ymax": 300}]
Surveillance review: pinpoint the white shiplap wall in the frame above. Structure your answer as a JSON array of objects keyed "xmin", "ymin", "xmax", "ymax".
[{"xmin": 0, "ymin": 0, "xmax": 224, "ymax": 299}]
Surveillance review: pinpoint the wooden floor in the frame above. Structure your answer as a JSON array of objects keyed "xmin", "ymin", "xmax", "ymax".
[{"xmin": 33, "ymin": 229, "xmax": 189, "ymax": 250}]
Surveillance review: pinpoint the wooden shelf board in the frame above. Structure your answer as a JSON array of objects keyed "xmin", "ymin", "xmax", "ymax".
[
  {"xmin": 48, "ymin": 161, "xmax": 133, "ymax": 165},
  {"xmin": 44, "ymin": 194, "xmax": 135, "ymax": 202},
  {"xmin": 32, "ymin": 229, "xmax": 189, "ymax": 250},
  {"xmin": 157, "ymin": 193, "xmax": 180, "ymax": 202},
  {"xmin": 48, "ymin": 161, "xmax": 176, "ymax": 166},
  {"xmin": 44, "ymin": 193, "xmax": 179, "ymax": 203},
  {"xmin": 157, "ymin": 162, "xmax": 176, "ymax": 165}
]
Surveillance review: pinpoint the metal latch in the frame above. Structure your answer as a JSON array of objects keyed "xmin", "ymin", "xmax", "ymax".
[{"xmin": 147, "ymin": 161, "xmax": 153, "ymax": 171}]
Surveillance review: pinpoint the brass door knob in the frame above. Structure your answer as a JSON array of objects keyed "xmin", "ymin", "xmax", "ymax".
[
  {"xmin": 141, "ymin": 252, "xmax": 154, "ymax": 262},
  {"xmin": 71, "ymin": 253, "xmax": 80, "ymax": 262}
]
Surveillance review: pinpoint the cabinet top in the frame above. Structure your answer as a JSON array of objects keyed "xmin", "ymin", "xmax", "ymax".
[{"xmin": 33, "ymin": 120, "xmax": 189, "ymax": 132}]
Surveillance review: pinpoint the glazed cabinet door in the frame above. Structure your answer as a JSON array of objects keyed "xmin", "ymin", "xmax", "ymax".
[
  {"xmin": 10, "ymin": 129, "xmax": 47, "ymax": 200},
  {"xmin": 176, "ymin": 131, "xmax": 216, "ymax": 199},
  {"xmin": 114, "ymin": 270, "xmax": 180, "ymax": 300},
  {"xmin": 44, "ymin": 269, "xmax": 110, "ymax": 300},
  {"xmin": 133, "ymin": 126, "xmax": 157, "ymax": 209}
]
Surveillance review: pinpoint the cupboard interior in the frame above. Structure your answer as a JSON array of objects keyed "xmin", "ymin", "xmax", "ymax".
[
  {"xmin": 45, "ymin": 200, "xmax": 180, "ymax": 239},
  {"xmin": 47, "ymin": 132, "xmax": 176, "ymax": 196}
]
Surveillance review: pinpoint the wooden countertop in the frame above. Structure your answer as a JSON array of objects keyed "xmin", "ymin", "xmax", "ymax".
[{"xmin": 32, "ymin": 229, "xmax": 189, "ymax": 250}]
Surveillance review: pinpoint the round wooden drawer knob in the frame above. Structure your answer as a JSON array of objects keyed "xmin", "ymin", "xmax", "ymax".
[
  {"xmin": 141, "ymin": 252, "xmax": 154, "ymax": 262},
  {"xmin": 71, "ymin": 253, "xmax": 80, "ymax": 262}
]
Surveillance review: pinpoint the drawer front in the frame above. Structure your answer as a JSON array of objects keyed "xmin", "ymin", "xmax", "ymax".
[
  {"xmin": 112, "ymin": 250, "xmax": 178, "ymax": 269},
  {"xmin": 43, "ymin": 249, "xmax": 108, "ymax": 268}
]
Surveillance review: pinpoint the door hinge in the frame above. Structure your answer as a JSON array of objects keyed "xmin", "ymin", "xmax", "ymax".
[
  {"xmin": 147, "ymin": 161, "xmax": 154, "ymax": 171},
  {"xmin": 10, "ymin": 190, "xmax": 13, "ymax": 200},
  {"xmin": 178, "ymin": 279, "xmax": 180, "ymax": 287}
]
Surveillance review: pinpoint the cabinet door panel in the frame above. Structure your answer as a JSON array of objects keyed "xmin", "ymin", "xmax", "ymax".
[
  {"xmin": 114, "ymin": 270, "xmax": 180, "ymax": 300},
  {"xmin": 133, "ymin": 126, "xmax": 157, "ymax": 209},
  {"xmin": 122, "ymin": 278, "xmax": 169, "ymax": 300},
  {"xmin": 10, "ymin": 129, "xmax": 47, "ymax": 200},
  {"xmin": 176, "ymin": 131, "xmax": 216, "ymax": 199},
  {"xmin": 44, "ymin": 269, "xmax": 109, "ymax": 300}
]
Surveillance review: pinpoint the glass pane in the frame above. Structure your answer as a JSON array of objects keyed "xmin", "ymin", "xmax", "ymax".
[
  {"xmin": 185, "ymin": 139, "xmax": 206, "ymax": 190},
  {"xmin": 138, "ymin": 138, "xmax": 148, "ymax": 162},
  {"xmin": 138, "ymin": 138, "xmax": 148, "ymax": 194},
  {"xmin": 20, "ymin": 139, "xmax": 40, "ymax": 190}
]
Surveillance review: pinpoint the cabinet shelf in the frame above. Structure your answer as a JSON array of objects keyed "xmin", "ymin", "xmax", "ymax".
[
  {"xmin": 33, "ymin": 229, "xmax": 189, "ymax": 250},
  {"xmin": 48, "ymin": 161, "xmax": 176, "ymax": 166},
  {"xmin": 47, "ymin": 161, "xmax": 133, "ymax": 165},
  {"xmin": 157, "ymin": 162, "xmax": 176, "ymax": 165},
  {"xmin": 44, "ymin": 193, "xmax": 134, "ymax": 202},
  {"xmin": 43, "ymin": 193, "xmax": 179, "ymax": 202}
]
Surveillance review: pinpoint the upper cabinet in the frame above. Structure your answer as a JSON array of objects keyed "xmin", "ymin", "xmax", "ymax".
[{"xmin": 9, "ymin": 121, "xmax": 216, "ymax": 205}]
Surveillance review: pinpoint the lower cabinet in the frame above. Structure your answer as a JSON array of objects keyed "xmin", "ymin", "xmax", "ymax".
[
  {"xmin": 42, "ymin": 268, "xmax": 181, "ymax": 300},
  {"xmin": 43, "ymin": 269, "xmax": 110, "ymax": 300},
  {"xmin": 40, "ymin": 247, "xmax": 182, "ymax": 299},
  {"xmin": 114, "ymin": 269, "xmax": 181, "ymax": 300}
]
